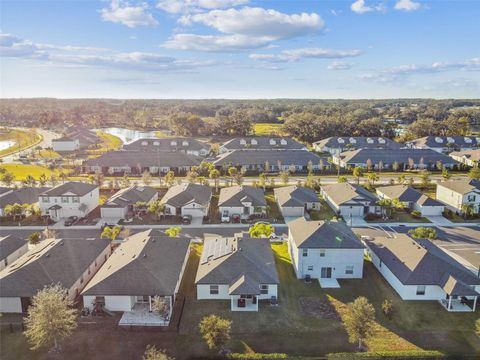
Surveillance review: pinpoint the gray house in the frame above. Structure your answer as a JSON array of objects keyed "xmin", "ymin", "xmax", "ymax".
[
  {"xmin": 218, "ymin": 185, "xmax": 266, "ymax": 222},
  {"xmin": 406, "ymin": 136, "xmax": 480, "ymax": 154},
  {"xmin": 313, "ymin": 137, "xmax": 402, "ymax": 155},
  {"xmin": 274, "ymin": 185, "xmax": 320, "ymax": 218},
  {"xmin": 123, "ymin": 138, "xmax": 210, "ymax": 157},
  {"xmin": 220, "ymin": 137, "xmax": 306, "ymax": 153},
  {"xmin": 160, "ymin": 183, "xmax": 212, "ymax": 219},
  {"xmin": 101, "ymin": 185, "xmax": 158, "ymax": 219},
  {"xmin": 0, "ymin": 235, "xmax": 28, "ymax": 271},
  {"xmin": 376, "ymin": 185, "xmax": 444, "ymax": 216},
  {"xmin": 0, "ymin": 187, "xmax": 50, "ymax": 217}
]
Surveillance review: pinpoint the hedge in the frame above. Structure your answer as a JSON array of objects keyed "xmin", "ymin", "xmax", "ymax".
[{"xmin": 326, "ymin": 350, "xmax": 444, "ymax": 360}]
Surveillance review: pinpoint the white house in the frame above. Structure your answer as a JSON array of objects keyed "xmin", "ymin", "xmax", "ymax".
[
  {"xmin": 287, "ymin": 217, "xmax": 364, "ymax": 287},
  {"xmin": 218, "ymin": 185, "xmax": 266, "ymax": 221},
  {"xmin": 0, "ymin": 238, "xmax": 111, "ymax": 313},
  {"xmin": 274, "ymin": 185, "xmax": 320, "ymax": 218},
  {"xmin": 406, "ymin": 136, "xmax": 480, "ymax": 154},
  {"xmin": 196, "ymin": 233, "xmax": 279, "ymax": 312},
  {"xmin": 449, "ymin": 149, "xmax": 480, "ymax": 167},
  {"xmin": 363, "ymin": 233, "xmax": 480, "ymax": 312},
  {"xmin": 0, "ymin": 235, "xmax": 28, "ymax": 271},
  {"xmin": 320, "ymin": 183, "xmax": 379, "ymax": 219},
  {"xmin": 39, "ymin": 182, "xmax": 99, "ymax": 221},
  {"xmin": 376, "ymin": 185, "xmax": 444, "ymax": 216},
  {"xmin": 82, "ymin": 230, "xmax": 190, "ymax": 326},
  {"xmin": 52, "ymin": 137, "xmax": 80, "ymax": 152},
  {"xmin": 160, "ymin": 183, "xmax": 212, "ymax": 219},
  {"xmin": 100, "ymin": 185, "xmax": 158, "ymax": 219},
  {"xmin": 436, "ymin": 179, "xmax": 480, "ymax": 214}
]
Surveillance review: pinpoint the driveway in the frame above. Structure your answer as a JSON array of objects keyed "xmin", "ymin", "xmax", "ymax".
[{"xmin": 425, "ymin": 216, "xmax": 453, "ymax": 226}]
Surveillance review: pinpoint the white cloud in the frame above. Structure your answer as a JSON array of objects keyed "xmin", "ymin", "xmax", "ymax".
[
  {"xmin": 157, "ymin": 0, "xmax": 248, "ymax": 14},
  {"xmin": 163, "ymin": 34, "xmax": 269, "ymax": 52},
  {"xmin": 249, "ymin": 48, "xmax": 362, "ymax": 63},
  {"xmin": 100, "ymin": 0, "xmax": 158, "ymax": 28},
  {"xmin": 351, "ymin": 0, "xmax": 385, "ymax": 14},
  {"xmin": 394, "ymin": 0, "xmax": 421, "ymax": 11},
  {"xmin": 327, "ymin": 61, "xmax": 354, "ymax": 70}
]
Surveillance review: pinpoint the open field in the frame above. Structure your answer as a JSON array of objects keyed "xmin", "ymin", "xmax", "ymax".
[
  {"xmin": 87, "ymin": 131, "xmax": 123, "ymax": 155},
  {"xmin": 0, "ymin": 128, "xmax": 43, "ymax": 158},
  {"xmin": 0, "ymin": 164, "xmax": 70, "ymax": 181},
  {"xmin": 254, "ymin": 123, "xmax": 286, "ymax": 136}
]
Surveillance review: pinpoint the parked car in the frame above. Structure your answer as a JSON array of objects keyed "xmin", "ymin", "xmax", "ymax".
[
  {"xmin": 230, "ymin": 214, "xmax": 241, "ymax": 223},
  {"xmin": 64, "ymin": 216, "xmax": 78, "ymax": 226},
  {"xmin": 182, "ymin": 215, "xmax": 192, "ymax": 224}
]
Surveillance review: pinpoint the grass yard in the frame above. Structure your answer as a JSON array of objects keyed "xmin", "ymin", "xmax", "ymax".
[
  {"xmin": 443, "ymin": 211, "xmax": 480, "ymax": 223},
  {"xmin": 87, "ymin": 131, "xmax": 123, "ymax": 155},
  {"xmin": 309, "ymin": 199, "xmax": 337, "ymax": 220},
  {"xmin": 254, "ymin": 123, "xmax": 286, "ymax": 136},
  {"xmin": 265, "ymin": 192, "xmax": 284, "ymax": 222},
  {"xmin": 0, "ymin": 128, "xmax": 43, "ymax": 158},
  {"xmin": 366, "ymin": 210, "xmax": 431, "ymax": 223},
  {"xmin": 37, "ymin": 149, "xmax": 61, "ymax": 159},
  {"xmin": 0, "ymin": 164, "xmax": 71, "ymax": 181}
]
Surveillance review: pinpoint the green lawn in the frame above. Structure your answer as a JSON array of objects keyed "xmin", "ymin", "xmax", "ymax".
[
  {"xmin": 443, "ymin": 211, "xmax": 480, "ymax": 223},
  {"xmin": 309, "ymin": 199, "xmax": 337, "ymax": 220},
  {"xmin": 366, "ymin": 210, "xmax": 431, "ymax": 223},
  {"xmin": 254, "ymin": 123, "xmax": 285, "ymax": 136},
  {"xmin": 0, "ymin": 164, "xmax": 70, "ymax": 181},
  {"xmin": 0, "ymin": 128, "xmax": 43, "ymax": 158},
  {"xmin": 265, "ymin": 193, "xmax": 284, "ymax": 222},
  {"xmin": 87, "ymin": 131, "xmax": 123, "ymax": 155}
]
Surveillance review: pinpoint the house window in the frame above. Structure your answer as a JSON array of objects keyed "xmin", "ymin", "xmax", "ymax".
[
  {"xmin": 345, "ymin": 265, "xmax": 354, "ymax": 275},
  {"xmin": 260, "ymin": 285, "xmax": 269, "ymax": 294},
  {"xmin": 210, "ymin": 285, "xmax": 219, "ymax": 295},
  {"xmin": 42, "ymin": 196, "xmax": 50, "ymax": 203},
  {"xmin": 307, "ymin": 265, "xmax": 314, "ymax": 271},
  {"xmin": 72, "ymin": 197, "xmax": 79, "ymax": 203},
  {"xmin": 467, "ymin": 195, "xmax": 476, "ymax": 202},
  {"xmin": 320, "ymin": 249, "xmax": 325, "ymax": 257},
  {"xmin": 416, "ymin": 285, "xmax": 426, "ymax": 295},
  {"xmin": 61, "ymin": 196, "xmax": 69, "ymax": 203},
  {"xmin": 80, "ymin": 276, "xmax": 84, "ymax": 284},
  {"xmin": 379, "ymin": 260, "xmax": 382, "ymax": 268},
  {"xmin": 302, "ymin": 249, "xmax": 308, "ymax": 257}
]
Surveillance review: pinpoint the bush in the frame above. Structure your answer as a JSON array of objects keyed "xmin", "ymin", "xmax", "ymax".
[
  {"xmin": 381, "ymin": 299, "xmax": 394, "ymax": 319},
  {"xmin": 326, "ymin": 350, "xmax": 444, "ymax": 359},
  {"xmin": 227, "ymin": 354, "xmax": 288, "ymax": 360},
  {"xmin": 410, "ymin": 210, "xmax": 421, "ymax": 218},
  {"xmin": 364, "ymin": 213, "xmax": 382, "ymax": 221}
]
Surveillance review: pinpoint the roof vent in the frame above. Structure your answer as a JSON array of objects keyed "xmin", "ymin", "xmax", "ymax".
[
  {"xmin": 143, "ymin": 254, "xmax": 147, "ymax": 258},
  {"xmin": 435, "ymin": 137, "xmax": 444, "ymax": 143}
]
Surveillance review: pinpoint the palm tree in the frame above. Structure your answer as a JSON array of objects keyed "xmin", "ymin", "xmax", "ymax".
[
  {"xmin": 461, "ymin": 203, "xmax": 474, "ymax": 219},
  {"xmin": 377, "ymin": 198, "xmax": 392, "ymax": 218},
  {"xmin": 209, "ymin": 169, "xmax": 220, "ymax": 192}
]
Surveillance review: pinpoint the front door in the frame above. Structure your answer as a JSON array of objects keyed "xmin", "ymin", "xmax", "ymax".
[{"xmin": 321, "ymin": 267, "xmax": 332, "ymax": 278}]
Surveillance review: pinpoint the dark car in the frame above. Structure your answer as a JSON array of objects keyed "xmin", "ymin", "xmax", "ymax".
[
  {"xmin": 64, "ymin": 216, "xmax": 78, "ymax": 226},
  {"xmin": 182, "ymin": 215, "xmax": 192, "ymax": 224}
]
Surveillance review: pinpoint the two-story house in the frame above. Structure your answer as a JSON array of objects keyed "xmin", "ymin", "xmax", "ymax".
[{"xmin": 436, "ymin": 179, "xmax": 480, "ymax": 214}]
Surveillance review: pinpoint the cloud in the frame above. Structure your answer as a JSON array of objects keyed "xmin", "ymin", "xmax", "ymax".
[
  {"xmin": 163, "ymin": 34, "xmax": 269, "ymax": 52},
  {"xmin": 327, "ymin": 61, "xmax": 354, "ymax": 70},
  {"xmin": 350, "ymin": 0, "xmax": 385, "ymax": 14},
  {"xmin": 157, "ymin": 0, "xmax": 248, "ymax": 14},
  {"xmin": 249, "ymin": 48, "xmax": 362, "ymax": 63},
  {"xmin": 394, "ymin": 0, "xmax": 421, "ymax": 11},
  {"xmin": 100, "ymin": 0, "xmax": 158, "ymax": 28}
]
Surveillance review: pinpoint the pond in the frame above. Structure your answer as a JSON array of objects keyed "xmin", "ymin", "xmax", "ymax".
[
  {"xmin": 0, "ymin": 140, "xmax": 16, "ymax": 151},
  {"xmin": 100, "ymin": 127, "xmax": 157, "ymax": 144}
]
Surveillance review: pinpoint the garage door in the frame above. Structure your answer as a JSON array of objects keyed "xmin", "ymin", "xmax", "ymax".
[
  {"xmin": 419, "ymin": 206, "xmax": 444, "ymax": 216},
  {"xmin": 182, "ymin": 207, "xmax": 205, "ymax": 218},
  {"xmin": 281, "ymin": 206, "xmax": 304, "ymax": 217},
  {"xmin": 101, "ymin": 207, "xmax": 126, "ymax": 219},
  {"xmin": 339, "ymin": 206, "xmax": 364, "ymax": 218}
]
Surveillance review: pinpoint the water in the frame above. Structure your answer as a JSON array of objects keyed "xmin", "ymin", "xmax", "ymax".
[
  {"xmin": 0, "ymin": 140, "xmax": 16, "ymax": 151},
  {"xmin": 100, "ymin": 127, "xmax": 157, "ymax": 144}
]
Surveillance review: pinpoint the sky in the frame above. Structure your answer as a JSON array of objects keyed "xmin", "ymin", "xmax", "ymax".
[{"xmin": 0, "ymin": 0, "xmax": 479, "ymax": 99}]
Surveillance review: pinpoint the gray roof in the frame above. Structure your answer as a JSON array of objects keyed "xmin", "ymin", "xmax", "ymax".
[
  {"xmin": 314, "ymin": 137, "xmax": 402, "ymax": 150},
  {"xmin": 0, "ymin": 235, "xmax": 26, "ymax": 262},
  {"xmin": 438, "ymin": 179, "xmax": 480, "ymax": 195},
  {"xmin": 84, "ymin": 150, "xmax": 202, "ymax": 168},
  {"xmin": 213, "ymin": 150, "xmax": 328, "ymax": 167},
  {"xmin": 66, "ymin": 129, "xmax": 99, "ymax": 147},
  {"xmin": 321, "ymin": 183, "xmax": 377, "ymax": 206},
  {"xmin": 337, "ymin": 148, "xmax": 458, "ymax": 166},
  {"xmin": 82, "ymin": 230, "xmax": 190, "ymax": 296},
  {"xmin": 41, "ymin": 182, "xmax": 97, "ymax": 197},
  {"xmin": 0, "ymin": 238, "xmax": 110, "ymax": 297},
  {"xmin": 53, "ymin": 137, "xmax": 75, "ymax": 142},
  {"xmin": 218, "ymin": 185, "xmax": 266, "ymax": 207},
  {"xmin": 196, "ymin": 234, "xmax": 279, "ymax": 291},
  {"xmin": 102, "ymin": 186, "xmax": 157, "ymax": 208},
  {"xmin": 289, "ymin": 217, "xmax": 364, "ymax": 249},
  {"xmin": 123, "ymin": 138, "xmax": 210, "ymax": 153},
  {"xmin": 0, "ymin": 187, "xmax": 50, "ymax": 208},
  {"xmin": 364, "ymin": 234, "xmax": 480, "ymax": 295},
  {"xmin": 376, "ymin": 185, "xmax": 443, "ymax": 207},
  {"xmin": 161, "ymin": 183, "xmax": 212, "ymax": 208},
  {"xmin": 274, "ymin": 185, "xmax": 319, "ymax": 208},
  {"xmin": 221, "ymin": 137, "xmax": 306, "ymax": 151},
  {"xmin": 450, "ymin": 149, "xmax": 480, "ymax": 162},
  {"xmin": 407, "ymin": 136, "xmax": 480, "ymax": 149}
]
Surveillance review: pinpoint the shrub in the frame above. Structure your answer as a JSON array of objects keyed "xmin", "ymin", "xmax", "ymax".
[
  {"xmin": 326, "ymin": 350, "xmax": 444, "ymax": 359},
  {"xmin": 381, "ymin": 299, "xmax": 394, "ymax": 319},
  {"xmin": 410, "ymin": 210, "xmax": 421, "ymax": 218}
]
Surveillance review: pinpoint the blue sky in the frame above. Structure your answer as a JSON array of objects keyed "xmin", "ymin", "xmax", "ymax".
[{"xmin": 1, "ymin": 0, "xmax": 479, "ymax": 98}]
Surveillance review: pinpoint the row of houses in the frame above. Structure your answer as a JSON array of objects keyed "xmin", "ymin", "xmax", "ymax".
[{"xmin": 52, "ymin": 127, "xmax": 100, "ymax": 152}]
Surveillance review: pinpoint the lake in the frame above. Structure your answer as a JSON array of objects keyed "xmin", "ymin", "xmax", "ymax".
[
  {"xmin": 0, "ymin": 140, "xmax": 16, "ymax": 151},
  {"xmin": 100, "ymin": 128, "xmax": 157, "ymax": 144}
]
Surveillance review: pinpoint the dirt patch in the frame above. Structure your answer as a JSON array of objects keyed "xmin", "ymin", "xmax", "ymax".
[{"xmin": 298, "ymin": 297, "xmax": 340, "ymax": 321}]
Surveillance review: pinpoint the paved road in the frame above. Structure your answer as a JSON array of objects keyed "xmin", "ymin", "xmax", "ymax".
[{"xmin": 1, "ymin": 128, "xmax": 60, "ymax": 162}]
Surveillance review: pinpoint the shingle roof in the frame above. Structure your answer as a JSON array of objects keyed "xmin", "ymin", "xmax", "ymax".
[
  {"xmin": 438, "ymin": 179, "xmax": 480, "ymax": 195},
  {"xmin": 364, "ymin": 234, "xmax": 480, "ymax": 294},
  {"xmin": 0, "ymin": 187, "xmax": 50, "ymax": 208},
  {"xmin": 0, "ymin": 235, "xmax": 26, "ymax": 262},
  {"xmin": 376, "ymin": 185, "xmax": 443, "ymax": 207},
  {"xmin": 314, "ymin": 137, "xmax": 402, "ymax": 150},
  {"xmin": 161, "ymin": 183, "xmax": 212, "ymax": 208},
  {"xmin": 0, "ymin": 238, "xmax": 110, "ymax": 297},
  {"xmin": 450, "ymin": 149, "xmax": 480, "ymax": 162},
  {"xmin": 221, "ymin": 137, "xmax": 306, "ymax": 151},
  {"xmin": 213, "ymin": 150, "xmax": 328, "ymax": 167},
  {"xmin": 82, "ymin": 230, "xmax": 190, "ymax": 296},
  {"xmin": 102, "ymin": 186, "xmax": 157, "ymax": 208},
  {"xmin": 321, "ymin": 183, "xmax": 377, "ymax": 206},
  {"xmin": 288, "ymin": 217, "xmax": 364, "ymax": 249},
  {"xmin": 123, "ymin": 138, "xmax": 210, "ymax": 152},
  {"xmin": 218, "ymin": 185, "xmax": 266, "ymax": 207},
  {"xmin": 41, "ymin": 182, "xmax": 97, "ymax": 197},
  {"xmin": 274, "ymin": 186, "xmax": 319, "ymax": 208},
  {"xmin": 407, "ymin": 136, "xmax": 480, "ymax": 149},
  {"xmin": 196, "ymin": 234, "xmax": 279, "ymax": 289},
  {"xmin": 84, "ymin": 150, "xmax": 202, "ymax": 168}
]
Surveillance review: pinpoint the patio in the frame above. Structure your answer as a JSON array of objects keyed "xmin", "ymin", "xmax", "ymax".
[
  {"xmin": 318, "ymin": 278, "xmax": 340, "ymax": 289},
  {"xmin": 230, "ymin": 295, "xmax": 259, "ymax": 312},
  {"xmin": 440, "ymin": 296, "xmax": 478, "ymax": 312},
  {"xmin": 118, "ymin": 303, "xmax": 170, "ymax": 327}
]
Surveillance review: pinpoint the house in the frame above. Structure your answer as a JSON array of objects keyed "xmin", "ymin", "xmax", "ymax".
[
  {"xmin": 313, "ymin": 137, "xmax": 402, "ymax": 155},
  {"xmin": 196, "ymin": 233, "xmax": 279, "ymax": 311},
  {"xmin": 406, "ymin": 136, "xmax": 480, "ymax": 154},
  {"xmin": 363, "ymin": 233, "xmax": 480, "ymax": 312},
  {"xmin": 332, "ymin": 148, "xmax": 458, "ymax": 170},
  {"xmin": 220, "ymin": 137, "xmax": 306, "ymax": 153},
  {"xmin": 83, "ymin": 150, "xmax": 202, "ymax": 175},
  {"xmin": 436, "ymin": 179, "xmax": 480, "ymax": 214},
  {"xmin": 123, "ymin": 138, "xmax": 210, "ymax": 157},
  {"xmin": 160, "ymin": 183, "xmax": 212, "ymax": 219},
  {"xmin": 0, "ymin": 187, "xmax": 50, "ymax": 217},
  {"xmin": 52, "ymin": 137, "xmax": 80, "ymax": 152},
  {"xmin": 449, "ymin": 149, "xmax": 480, "ymax": 167},
  {"xmin": 65, "ymin": 128, "xmax": 100, "ymax": 149},
  {"xmin": 320, "ymin": 183, "xmax": 379, "ymax": 219},
  {"xmin": 213, "ymin": 150, "xmax": 330, "ymax": 173},
  {"xmin": 82, "ymin": 230, "xmax": 190, "ymax": 326},
  {"xmin": 218, "ymin": 185, "xmax": 266, "ymax": 221},
  {"xmin": 0, "ymin": 238, "xmax": 111, "ymax": 313},
  {"xmin": 274, "ymin": 185, "xmax": 320, "ymax": 218},
  {"xmin": 0, "ymin": 235, "xmax": 28, "ymax": 271},
  {"xmin": 100, "ymin": 185, "xmax": 158, "ymax": 219},
  {"xmin": 287, "ymin": 217, "xmax": 364, "ymax": 284},
  {"xmin": 39, "ymin": 182, "xmax": 99, "ymax": 221},
  {"xmin": 376, "ymin": 185, "xmax": 444, "ymax": 216}
]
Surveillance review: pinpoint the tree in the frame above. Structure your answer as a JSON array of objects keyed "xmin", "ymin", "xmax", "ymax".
[
  {"xmin": 148, "ymin": 200, "xmax": 165, "ymax": 219},
  {"xmin": 100, "ymin": 225, "xmax": 122, "ymax": 241},
  {"xmin": 279, "ymin": 170, "xmax": 289, "ymax": 185},
  {"xmin": 408, "ymin": 227, "xmax": 436, "ymax": 239},
  {"xmin": 143, "ymin": 345, "xmax": 173, "ymax": 360},
  {"xmin": 352, "ymin": 166, "xmax": 363, "ymax": 185},
  {"xmin": 248, "ymin": 223, "xmax": 274, "ymax": 238},
  {"xmin": 38, "ymin": 173, "xmax": 47, "ymax": 186},
  {"xmin": 209, "ymin": 168, "xmax": 220, "ymax": 191},
  {"xmin": 342, "ymin": 296, "xmax": 376, "ymax": 351},
  {"xmin": 227, "ymin": 167, "xmax": 238, "ymax": 186},
  {"xmin": 420, "ymin": 171, "xmax": 431, "ymax": 188},
  {"xmin": 24, "ymin": 284, "xmax": 77, "ymax": 351},
  {"xmin": 469, "ymin": 167, "xmax": 480, "ymax": 180},
  {"xmin": 164, "ymin": 171, "xmax": 175, "ymax": 186},
  {"xmin": 4, "ymin": 203, "xmax": 25, "ymax": 220},
  {"xmin": 151, "ymin": 296, "xmax": 170, "ymax": 321},
  {"xmin": 476, "ymin": 319, "xmax": 480, "ymax": 337},
  {"xmin": 441, "ymin": 168, "xmax": 451, "ymax": 181},
  {"xmin": 391, "ymin": 198, "xmax": 406, "ymax": 211},
  {"xmin": 28, "ymin": 232, "xmax": 41, "ymax": 245},
  {"xmin": 0, "ymin": 170, "xmax": 15, "ymax": 186},
  {"xmin": 397, "ymin": 174, "xmax": 406, "ymax": 185},
  {"xmin": 49, "ymin": 174, "xmax": 59, "ymax": 187},
  {"xmin": 199, "ymin": 315, "xmax": 232, "ymax": 352},
  {"xmin": 377, "ymin": 198, "xmax": 392, "ymax": 218},
  {"xmin": 258, "ymin": 173, "xmax": 267, "ymax": 191},
  {"xmin": 337, "ymin": 176, "xmax": 347, "ymax": 183},
  {"xmin": 367, "ymin": 172, "xmax": 379, "ymax": 187},
  {"xmin": 165, "ymin": 226, "xmax": 181, "ymax": 237},
  {"xmin": 142, "ymin": 170, "xmax": 152, "ymax": 186},
  {"xmin": 23, "ymin": 175, "xmax": 36, "ymax": 187},
  {"xmin": 461, "ymin": 203, "xmax": 475, "ymax": 219}
]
